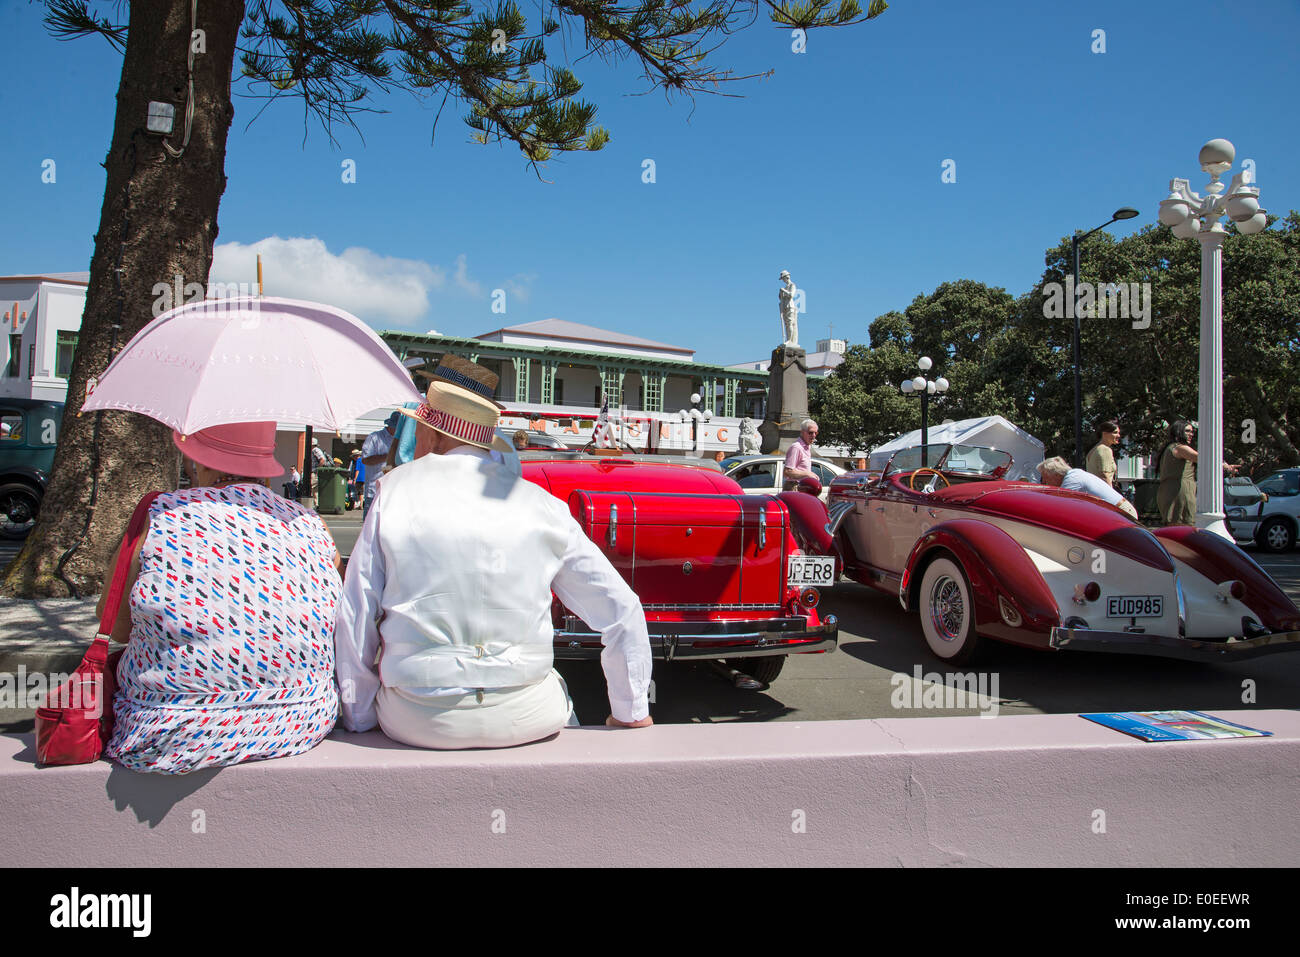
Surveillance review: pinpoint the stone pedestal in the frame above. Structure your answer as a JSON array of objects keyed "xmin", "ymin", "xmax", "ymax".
[{"xmin": 759, "ymin": 344, "xmax": 808, "ymax": 455}]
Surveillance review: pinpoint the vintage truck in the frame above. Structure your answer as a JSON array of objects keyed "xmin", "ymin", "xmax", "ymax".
[{"xmin": 519, "ymin": 452, "xmax": 839, "ymax": 684}]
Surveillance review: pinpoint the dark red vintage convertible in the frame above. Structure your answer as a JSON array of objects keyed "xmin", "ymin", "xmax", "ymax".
[
  {"xmin": 520, "ymin": 452, "xmax": 838, "ymax": 684},
  {"xmin": 826, "ymin": 443, "xmax": 1300, "ymax": 664}
]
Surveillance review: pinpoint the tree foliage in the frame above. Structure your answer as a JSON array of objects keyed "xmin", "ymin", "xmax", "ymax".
[
  {"xmin": 813, "ymin": 214, "xmax": 1300, "ymax": 476},
  {"xmin": 45, "ymin": 0, "xmax": 887, "ymax": 162}
]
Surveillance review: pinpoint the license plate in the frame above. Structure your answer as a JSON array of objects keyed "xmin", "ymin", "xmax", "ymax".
[
  {"xmin": 1107, "ymin": 595, "xmax": 1164, "ymax": 618},
  {"xmin": 788, "ymin": 555, "xmax": 835, "ymax": 586}
]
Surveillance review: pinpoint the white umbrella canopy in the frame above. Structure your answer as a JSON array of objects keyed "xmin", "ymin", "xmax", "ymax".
[{"xmin": 81, "ymin": 297, "xmax": 422, "ymax": 434}]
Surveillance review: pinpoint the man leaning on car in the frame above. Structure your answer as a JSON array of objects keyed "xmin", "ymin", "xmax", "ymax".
[{"xmin": 1038, "ymin": 456, "xmax": 1139, "ymax": 520}]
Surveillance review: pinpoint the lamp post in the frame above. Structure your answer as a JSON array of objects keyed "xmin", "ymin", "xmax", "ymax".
[
  {"xmin": 679, "ymin": 391, "xmax": 711, "ymax": 456},
  {"xmin": 1158, "ymin": 138, "xmax": 1267, "ymax": 540},
  {"xmin": 1070, "ymin": 206, "xmax": 1140, "ymax": 467},
  {"xmin": 900, "ymin": 356, "xmax": 949, "ymax": 467}
]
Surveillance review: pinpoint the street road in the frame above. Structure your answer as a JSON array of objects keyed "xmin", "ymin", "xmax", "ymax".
[{"xmin": 321, "ymin": 511, "xmax": 1300, "ymax": 724}]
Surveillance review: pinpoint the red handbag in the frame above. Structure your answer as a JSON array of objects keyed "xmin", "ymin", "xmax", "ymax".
[{"xmin": 34, "ymin": 492, "xmax": 160, "ymax": 766}]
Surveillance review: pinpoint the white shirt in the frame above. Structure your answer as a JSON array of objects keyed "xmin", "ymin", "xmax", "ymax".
[
  {"xmin": 360, "ymin": 427, "xmax": 395, "ymax": 499},
  {"xmin": 1061, "ymin": 467, "xmax": 1124, "ymax": 506},
  {"xmin": 334, "ymin": 446, "xmax": 652, "ymax": 730}
]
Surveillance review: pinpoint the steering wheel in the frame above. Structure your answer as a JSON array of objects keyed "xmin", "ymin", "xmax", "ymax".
[{"xmin": 909, "ymin": 468, "xmax": 951, "ymax": 492}]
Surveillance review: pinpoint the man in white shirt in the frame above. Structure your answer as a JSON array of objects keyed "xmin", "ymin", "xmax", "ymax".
[
  {"xmin": 1037, "ymin": 456, "xmax": 1139, "ymax": 520},
  {"xmin": 334, "ymin": 357, "xmax": 653, "ymax": 749},
  {"xmin": 359, "ymin": 411, "xmax": 400, "ymax": 516}
]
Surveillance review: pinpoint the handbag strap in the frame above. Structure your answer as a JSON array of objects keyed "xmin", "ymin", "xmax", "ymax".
[{"xmin": 95, "ymin": 491, "xmax": 163, "ymax": 641}]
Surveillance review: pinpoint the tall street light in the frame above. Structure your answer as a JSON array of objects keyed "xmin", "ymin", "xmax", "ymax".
[
  {"xmin": 1158, "ymin": 138, "xmax": 1267, "ymax": 540},
  {"xmin": 1071, "ymin": 206, "xmax": 1140, "ymax": 467},
  {"xmin": 900, "ymin": 356, "xmax": 949, "ymax": 467},
  {"xmin": 679, "ymin": 391, "xmax": 711, "ymax": 456}
]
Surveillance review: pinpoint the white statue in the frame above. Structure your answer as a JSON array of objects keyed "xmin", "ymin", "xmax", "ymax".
[
  {"xmin": 739, "ymin": 418, "xmax": 761, "ymax": 454},
  {"xmin": 778, "ymin": 270, "xmax": 799, "ymax": 348}
]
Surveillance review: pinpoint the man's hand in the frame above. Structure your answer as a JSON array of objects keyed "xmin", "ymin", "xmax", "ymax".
[{"xmin": 606, "ymin": 714, "xmax": 653, "ymax": 728}]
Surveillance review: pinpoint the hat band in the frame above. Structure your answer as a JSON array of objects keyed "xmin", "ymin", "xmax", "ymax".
[
  {"xmin": 189, "ymin": 430, "xmax": 273, "ymax": 457},
  {"xmin": 415, "ymin": 403, "xmax": 494, "ymax": 446},
  {"xmin": 434, "ymin": 367, "xmax": 495, "ymax": 400}
]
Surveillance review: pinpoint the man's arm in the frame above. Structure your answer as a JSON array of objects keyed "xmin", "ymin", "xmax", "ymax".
[
  {"xmin": 333, "ymin": 494, "xmax": 386, "ymax": 732},
  {"xmin": 550, "ymin": 516, "xmax": 653, "ymax": 726}
]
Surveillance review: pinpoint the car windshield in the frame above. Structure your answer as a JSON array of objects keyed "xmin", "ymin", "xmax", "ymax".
[
  {"xmin": 884, "ymin": 443, "xmax": 1013, "ymax": 477},
  {"xmin": 1257, "ymin": 471, "xmax": 1299, "ymax": 496}
]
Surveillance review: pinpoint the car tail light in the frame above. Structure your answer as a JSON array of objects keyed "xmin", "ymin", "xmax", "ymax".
[
  {"xmin": 1217, "ymin": 580, "xmax": 1246, "ymax": 602},
  {"xmin": 799, "ymin": 587, "xmax": 820, "ymax": 608},
  {"xmin": 1072, "ymin": 582, "xmax": 1101, "ymax": 604}
]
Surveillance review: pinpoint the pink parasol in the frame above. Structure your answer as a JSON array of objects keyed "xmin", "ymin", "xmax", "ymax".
[{"xmin": 81, "ymin": 297, "xmax": 422, "ymax": 434}]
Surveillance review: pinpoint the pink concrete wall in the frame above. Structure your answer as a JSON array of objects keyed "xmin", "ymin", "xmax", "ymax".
[{"xmin": 3, "ymin": 711, "xmax": 1298, "ymax": 867}]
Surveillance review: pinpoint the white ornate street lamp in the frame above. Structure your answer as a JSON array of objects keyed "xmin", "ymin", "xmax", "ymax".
[
  {"xmin": 1158, "ymin": 138, "xmax": 1267, "ymax": 540},
  {"xmin": 679, "ymin": 391, "xmax": 711, "ymax": 455},
  {"xmin": 900, "ymin": 356, "xmax": 949, "ymax": 467}
]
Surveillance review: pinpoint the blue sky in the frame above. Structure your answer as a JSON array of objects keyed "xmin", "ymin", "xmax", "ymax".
[{"xmin": 2, "ymin": 0, "xmax": 1298, "ymax": 367}]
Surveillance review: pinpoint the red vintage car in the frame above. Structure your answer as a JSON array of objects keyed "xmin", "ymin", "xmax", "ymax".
[
  {"xmin": 520, "ymin": 452, "xmax": 839, "ymax": 684},
  {"xmin": 826, "ymin": 443, "xmax": 1300, "ymax": 664}
]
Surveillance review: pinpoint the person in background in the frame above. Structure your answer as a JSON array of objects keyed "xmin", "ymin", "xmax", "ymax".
[
  {"xmin": 1155, "ymin": 420, "xmax": 1240, "ymax": 526},
  {"xmin": 101, "ymin": 421, "xmax": 342, "ymax": 774},
  {"xmin": 348, "ymin": 449, "xmax": 364, "ymax": 509},
  {"xmin": 334, "ymin": 360, "xmax": 652, "ymax": 749},
  {"xmin": 1037, "ymin": 456, "xmax": 1140, "ymax": 520},
  {"xmin": 360, "ymin": 411, "xmax": 401, "ymax": 516},
  {"xmin": 513, "ymin": 429, "xmax": 530, "ymax": 452},
  {"xmin": 783, "ymin": 418, "xmax": 819, "ymax": 490},
  {"xmin": 1086, "ymin": 420, "xmax": 1120, "ymax": 487}
]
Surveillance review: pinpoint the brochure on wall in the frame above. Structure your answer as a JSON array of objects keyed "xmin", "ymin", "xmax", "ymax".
[{"xmin": 1080, "ymin": 710, "xmax": 1272, "ymax": 742}]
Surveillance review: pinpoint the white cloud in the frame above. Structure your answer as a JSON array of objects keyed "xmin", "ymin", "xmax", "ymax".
[
  {"xmin": 209, "ymin": 237, "xmax": 450, "ymax": 325},
  {"xmin": 504, "ymin": 272, "xmax": 539, "ymax": 304},
  {"xmin": 452, "ymin": 253, "xmax": 482, "ymax": 297}
]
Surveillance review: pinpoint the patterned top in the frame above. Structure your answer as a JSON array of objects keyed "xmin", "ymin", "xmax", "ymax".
[{"xmin": 107, "ymin": 483, "xmax": 342, "ymax": 774}]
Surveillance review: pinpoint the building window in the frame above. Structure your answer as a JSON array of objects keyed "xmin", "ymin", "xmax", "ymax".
[
  {"xmin": 553, "ymin": 378, "xmax": 564, "ymax": 404},
  {"xmin": 56, "ymin": 331, "xmax": 78, "ymax": 379},
  {"xmin": 642, "ymin": 373, "xmax": 664, "ymax": 413},
  {"xmin": 5, "ymin": 335, "xmax": 19, "ymax": 377},
  {"xmin": 28, "ymin": 344, "xmax": 35, "ymax": 380}
]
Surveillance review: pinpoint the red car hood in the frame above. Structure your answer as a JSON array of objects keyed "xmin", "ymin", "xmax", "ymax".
[{"xmin": 929, "ymin": 481, "xmax": 1173, "ymax": 571}]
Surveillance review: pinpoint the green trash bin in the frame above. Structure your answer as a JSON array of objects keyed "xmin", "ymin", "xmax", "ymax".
[{"xmin": 315, "ymin": 465, "xmax": 347, "ymax": 515}]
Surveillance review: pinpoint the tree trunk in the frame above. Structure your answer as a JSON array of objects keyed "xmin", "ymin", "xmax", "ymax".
[{"xmin": 1, "ymin": 0, "xmax": 246, "ymax": 597}]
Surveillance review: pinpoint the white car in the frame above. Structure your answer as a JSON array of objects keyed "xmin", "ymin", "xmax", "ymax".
[
  {"xmin": 1228, "ymin": 468, "xmax": 1300, "ymax": 552},
  {"xmin": 722, "ymin": 454, "xmax": 845, "ymax": 502}
]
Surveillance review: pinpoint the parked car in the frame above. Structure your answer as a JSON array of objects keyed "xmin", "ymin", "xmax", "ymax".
[
  {"xmin": 521, "ymin": 453, "xmax": 838, "ymax": 684},
  {"xmin": 722, "ymin": 454, "xmax": 845, "ymax": 502},
  {"xmin": 494, "ymin": 426, "xmax": 569, "ymax": 451},
  {"xmin": 1228, "ymin": 467, "xmax": 1299, "ymax": 552},
  {"xmin": 824, "ymin": 442, "xmax": 1300, "ymax": 664},
  {"xmin": 0, "ymin": 399, "xmax": 63, "ymax": 539}
]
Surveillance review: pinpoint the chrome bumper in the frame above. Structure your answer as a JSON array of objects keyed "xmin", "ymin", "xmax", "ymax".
[
  {"xmin": 1050, "ymin": 626, "xmax": 1300, "ymax": 661},
  {"xmin": 555, "ymin": 615, "xmax": 838, "ymax": 661}
]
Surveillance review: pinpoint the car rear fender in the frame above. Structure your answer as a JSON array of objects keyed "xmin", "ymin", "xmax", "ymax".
[
  {"xmin": 1152, "ymin": 526, "xmax": 1300, "ymax": 632},
  {"xmin": 902, "ymin": 519, "xmax": 1061, "ymax": 636},
  {"xmin": 776, "ymin": 490, "xmax": 838, "ymax": 560}
]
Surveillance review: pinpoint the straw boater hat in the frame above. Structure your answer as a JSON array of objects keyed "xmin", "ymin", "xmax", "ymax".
[{"xmin": 397, "ymin": 355, "xmax": 512, "ymax": 452}]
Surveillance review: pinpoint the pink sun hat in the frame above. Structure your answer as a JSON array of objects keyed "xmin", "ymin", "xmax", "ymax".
[{"xmin": 171, "ymin": 421, "xmax": 284, "ymax": 479}]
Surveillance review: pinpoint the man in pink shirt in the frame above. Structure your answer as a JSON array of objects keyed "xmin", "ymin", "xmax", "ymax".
[{"xmin": 783, "ymin": 419, "xmax": 818, "ymax": 490}]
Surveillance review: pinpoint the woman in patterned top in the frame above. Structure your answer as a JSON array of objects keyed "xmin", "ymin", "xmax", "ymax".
[{"xmin": 99, "ymin": 421, "xmax": 343, "ymax": 774}]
